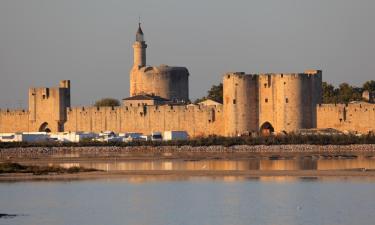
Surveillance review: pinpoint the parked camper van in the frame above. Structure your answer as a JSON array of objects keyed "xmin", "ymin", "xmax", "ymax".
[{"xmin": 163, "ymin": 131, "xmax": 188, "ymax": 141}]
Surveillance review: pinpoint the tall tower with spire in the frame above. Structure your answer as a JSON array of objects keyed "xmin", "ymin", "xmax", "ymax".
[
  {"xmin": 133, "ymin": 23, "xmax": 147, "ymax": 67},
  {"xmin": 129, "ymin": 22, "xmax": 190, "ymax": 101}
]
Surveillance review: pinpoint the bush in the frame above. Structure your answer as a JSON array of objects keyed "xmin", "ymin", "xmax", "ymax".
[
  {"xmin": 1, "ymin": 134, "xmax": 375, "ymax": 149},
  {"xmin": 94, "ymin": 98, "xmax": 120, "ymax": 107}
]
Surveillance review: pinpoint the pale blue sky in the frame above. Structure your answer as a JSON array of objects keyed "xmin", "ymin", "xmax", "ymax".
[{"xmin": 0, "ymin": 0, "xmax": 374, "ymax": 108}]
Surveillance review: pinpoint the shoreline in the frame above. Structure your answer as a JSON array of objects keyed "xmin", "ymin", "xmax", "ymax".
[
  {"xmin": 2, "ymin": 170, "xmax": 375, "ymax": 181},
  {"xmin": 1, "ymin": 144, "xmax": 375, "ymax": 160},
  {"xmin": 2, "ymin": 144, "xmax": 375, "ymax": 181}
]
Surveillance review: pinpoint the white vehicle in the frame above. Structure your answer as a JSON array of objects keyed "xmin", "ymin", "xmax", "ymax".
[
  {"xmin": 0, "ymin": 132, "xmax": 49, "ymax": 143},
  {"xmin": 140, "ymin": 135, "xmax": 151, "ymax": 141},
  {"xmin": 50, "ymin": 132, "xmax": 97, "ymax": 143},
  {"xmin": 151, "ymin": 132, "xmax": 163, "ymax": 141},
  {"xmin": 163, "ymin": 131, "xmax": 188, "ymax": 141}
]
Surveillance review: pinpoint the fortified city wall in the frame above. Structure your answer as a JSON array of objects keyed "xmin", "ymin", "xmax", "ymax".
[
  {"xmin": 1, "ymin": 23, "xmax": 373, "ymax": 137},
  {"xmin": 0, "ymin": 110, "xmax": 29, "ymax": 132},
  {"xmin": 317, "ymin": 103, "xmax": 375, "ymax": 134},
  {"xmin": 0, "ymin": 80, "xmax": 70, "ymax": 133},
  {"xmin": 63, "ymin": 104, "xmax": 224, "ymax": 137}
]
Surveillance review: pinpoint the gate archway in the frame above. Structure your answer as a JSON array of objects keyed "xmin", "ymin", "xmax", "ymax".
[
  {"xmin": 260, "ymin": 122, "xmax": 274, "ymax": 136},
  {"xmin": 39, "ymin": 122, "xmax": 51, "ymax": 133}
]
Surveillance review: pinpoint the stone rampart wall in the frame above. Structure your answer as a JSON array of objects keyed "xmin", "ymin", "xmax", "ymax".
[
  {"xmin": 317, "ymin": 103, "xmax": 375, "ymax": 133},
  {"xmin": 64, "ymin": 104, "xmax": 225, "ymax": 137}
]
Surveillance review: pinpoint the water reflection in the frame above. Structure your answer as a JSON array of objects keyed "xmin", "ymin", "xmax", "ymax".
[{"xmin": 51, "ymin": 156, "xmax": 375, "ymax": 171}]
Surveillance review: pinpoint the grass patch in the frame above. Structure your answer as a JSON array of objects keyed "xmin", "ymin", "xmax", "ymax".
[{"xmin": 0, "ymin": 163, "xmax": 99, "ymax": 175}]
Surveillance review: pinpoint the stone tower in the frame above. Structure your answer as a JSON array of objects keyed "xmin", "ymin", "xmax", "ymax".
[
  {"xmin": 129, "ymin": 23, "xmax": 190, "ymax": 102},
  {"xmin": 28, "ymin": 80, "xmax": 71, "ymax": 132},
  {"xmin": 223, "ymin": 70, "xmax": 322, "ymax": 136},
  {"xmin": 133, "ymin": 23, "xmax": 147, "ymax": 67},
  {"xmin": 223, "ymin": 73, "xmax": 259, "ymax": 136},
  {"xmin": 130, "ymin": 23, "xmax": 147, "ymax": 97}
]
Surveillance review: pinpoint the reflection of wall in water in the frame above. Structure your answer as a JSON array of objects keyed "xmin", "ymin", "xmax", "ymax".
[
  {"xmin": 317, "ymin": 157, "xmax": 375, "ymax": 170},
  {"xmin": 54, "ymin": 157, "xmax": 375, "ymax": 172},
  {"xmin": 259, "ymin": 158, "xmax": 317, "ymax": 171},
  {"xmin": 56, "ymin": 160, "xmax": 261, "ymax": 171}
]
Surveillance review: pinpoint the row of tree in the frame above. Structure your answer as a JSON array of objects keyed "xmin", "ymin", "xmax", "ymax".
[
  {"xmin": 195, "ymin": 80, "xmax": 375, "ymax": 104},
  {"xmin": 322, "ymin": 80, "xmax": 375, "ymax": 104}
]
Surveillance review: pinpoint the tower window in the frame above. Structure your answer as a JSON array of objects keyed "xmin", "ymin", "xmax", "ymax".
[
  {"xmin": 264, "ymin": 83, "xmax": 267, "ymax": 88},
  {"xmin": 233, "ymin": 99, "xmax": 236, "ymax": 104},
  {"xmin": 286, "ymin": 98, "xmax": 289, "ymax": 103},
  {"xmin": 265, "ymin": 98, "xmax": 268, "ymax": 103}
]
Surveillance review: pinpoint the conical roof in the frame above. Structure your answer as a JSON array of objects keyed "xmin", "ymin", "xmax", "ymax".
[
  {"xmin": 137, "ymin": 23, "xmax": 143, "ymax": 35},
  {"xmin": 136, "ymin": 23, "xmax": 144, "ymax": 42}
]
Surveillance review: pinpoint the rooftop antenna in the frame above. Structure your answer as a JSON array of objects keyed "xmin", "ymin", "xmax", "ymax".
[{"xmin": 138, "ymin": 16, "xmax": 141, "ymax": 27}]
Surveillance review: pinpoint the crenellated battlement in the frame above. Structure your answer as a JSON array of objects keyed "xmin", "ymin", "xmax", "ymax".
[{"xmin": 0, "ymin": 109, "xmax": 29, "ymax": 116}]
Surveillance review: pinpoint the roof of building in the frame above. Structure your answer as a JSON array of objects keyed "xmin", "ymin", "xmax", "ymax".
[
  {"xmin": 123, "ymin": 94, "xmax": 169, "ymax": 102},
  {"xmin": 197, "ymin": 99, "xmax": 223, "ymax": 106}
]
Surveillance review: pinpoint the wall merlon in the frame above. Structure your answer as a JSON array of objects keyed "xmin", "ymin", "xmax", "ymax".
[{"xmin": 0, "ymin": 109, "xmax": 29, "ymax": 115}]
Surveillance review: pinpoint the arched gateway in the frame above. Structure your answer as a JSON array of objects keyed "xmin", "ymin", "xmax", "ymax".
[
  {"xmin": 260, "ymin": 122, "xmax": 274, "ymax": 136},
  {"xmin": 39, "ymin": 122, "xmax": 51, "ymax": 133}
]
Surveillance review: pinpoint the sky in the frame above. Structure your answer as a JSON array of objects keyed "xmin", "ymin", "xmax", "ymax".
[{"xmin": 0, "ymin": 0, "xmax": 374, "ymax": 108}]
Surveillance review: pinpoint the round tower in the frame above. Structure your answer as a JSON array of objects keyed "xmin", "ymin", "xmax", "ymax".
[
  {"xmin": 140, "ymin": 65, "xmax": 189, "ymax": 101},
  {"xmin": 223, "ymin": 73, "xmax": 259, "ymax": 137}
]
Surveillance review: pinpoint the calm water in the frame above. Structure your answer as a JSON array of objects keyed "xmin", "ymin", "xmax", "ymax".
[
  {"xmin": 1, "ymin": 177, "xmax": 375, "ymax": 225},
  {"xmin": 45, "ymin": 155, "xmax": 375, "ymax": 171}
]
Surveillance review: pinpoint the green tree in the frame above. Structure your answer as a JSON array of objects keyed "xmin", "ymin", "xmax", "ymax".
[
  {"xmin": 337, "ymin": 83, "xmax": 362, "ymax": 103},
  {"xmin": 94, "ymin": 98, "xmax": 120, "ymax": 107},
  {"xmin": 363, "ymin": 80, "xmax": 375, "ymax": 92},
  {"xmin": 322, "ymin": 82, "xmax": 338, "ymax": 103},
  {"xmin": 195, "ymin": 83, "xmax": 223, "ymax": 104}
]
